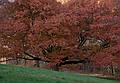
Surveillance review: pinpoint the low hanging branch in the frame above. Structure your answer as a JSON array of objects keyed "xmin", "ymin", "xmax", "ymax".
[
  {"xmin": 23, "ymin": 52, "xmax": 50, "ymax": 62},
  {"xmin": 59, "ymin": 59, "xmax": 88, "ymax": 67},
  {"xmin": 24, "ymin": 52, "xmax": 41, "ymax": 60}
]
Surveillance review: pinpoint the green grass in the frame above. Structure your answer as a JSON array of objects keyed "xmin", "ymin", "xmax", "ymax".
[{"xmin": 0, "ymin": 64, "xmax": 119, "ymax": 83}]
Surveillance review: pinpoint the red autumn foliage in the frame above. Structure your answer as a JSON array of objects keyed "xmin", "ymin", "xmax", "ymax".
[{"xmin": 0, "ymin": 0, "xmax": 120, "ymax": 71}]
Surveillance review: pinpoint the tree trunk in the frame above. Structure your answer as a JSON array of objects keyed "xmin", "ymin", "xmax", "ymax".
[
  {"xmin": 50, "ymin": 63, "xmax": 59, "ymax": 71},
  {"xmin": 111, "ymin": 63, "xmax": 115, "ymax": 75},
  {"xmin": 36, "ymin": 60, "xmax": 40, "ymax": 67}
]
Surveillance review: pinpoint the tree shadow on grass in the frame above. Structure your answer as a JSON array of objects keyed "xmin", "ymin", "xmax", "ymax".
[
  {"xmin": 95, "ymin": 76, "xmax": 120, "ymax": 81},
  {"xmin": 0, "ymin": 76, "xmax": 3, "ymax": 79}
]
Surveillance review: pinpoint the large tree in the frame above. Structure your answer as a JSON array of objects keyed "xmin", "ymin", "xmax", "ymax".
[
  {"xmin": 0, "ymin": 0, "xmax": 90, "ymax": 70},
  {"xmin": 0, "ymin": 0, "xmax": 62, "ymax": 65}
]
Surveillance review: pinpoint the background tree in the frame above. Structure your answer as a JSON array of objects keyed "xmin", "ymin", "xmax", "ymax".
[{"xmin": 66, "ymin": 0, "xmax": 120, "ymax": 73}]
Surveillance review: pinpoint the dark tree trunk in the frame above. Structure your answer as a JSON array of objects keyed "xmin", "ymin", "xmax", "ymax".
[
  {"xmin": 52, "ymin": 64, "xmax": 59, "ymax": 71},
  {"xmin": 111, "ymin": 63, "xmax": 115, "ymax": 75},
  {"xmin": 36, "ymin": 60, "xmax": 40, "ymax": 67}
]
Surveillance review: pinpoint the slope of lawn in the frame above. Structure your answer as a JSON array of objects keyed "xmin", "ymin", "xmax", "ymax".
[{"xmin": 0, "ymin": 64, "xmax": 119, "ymax": 83}]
